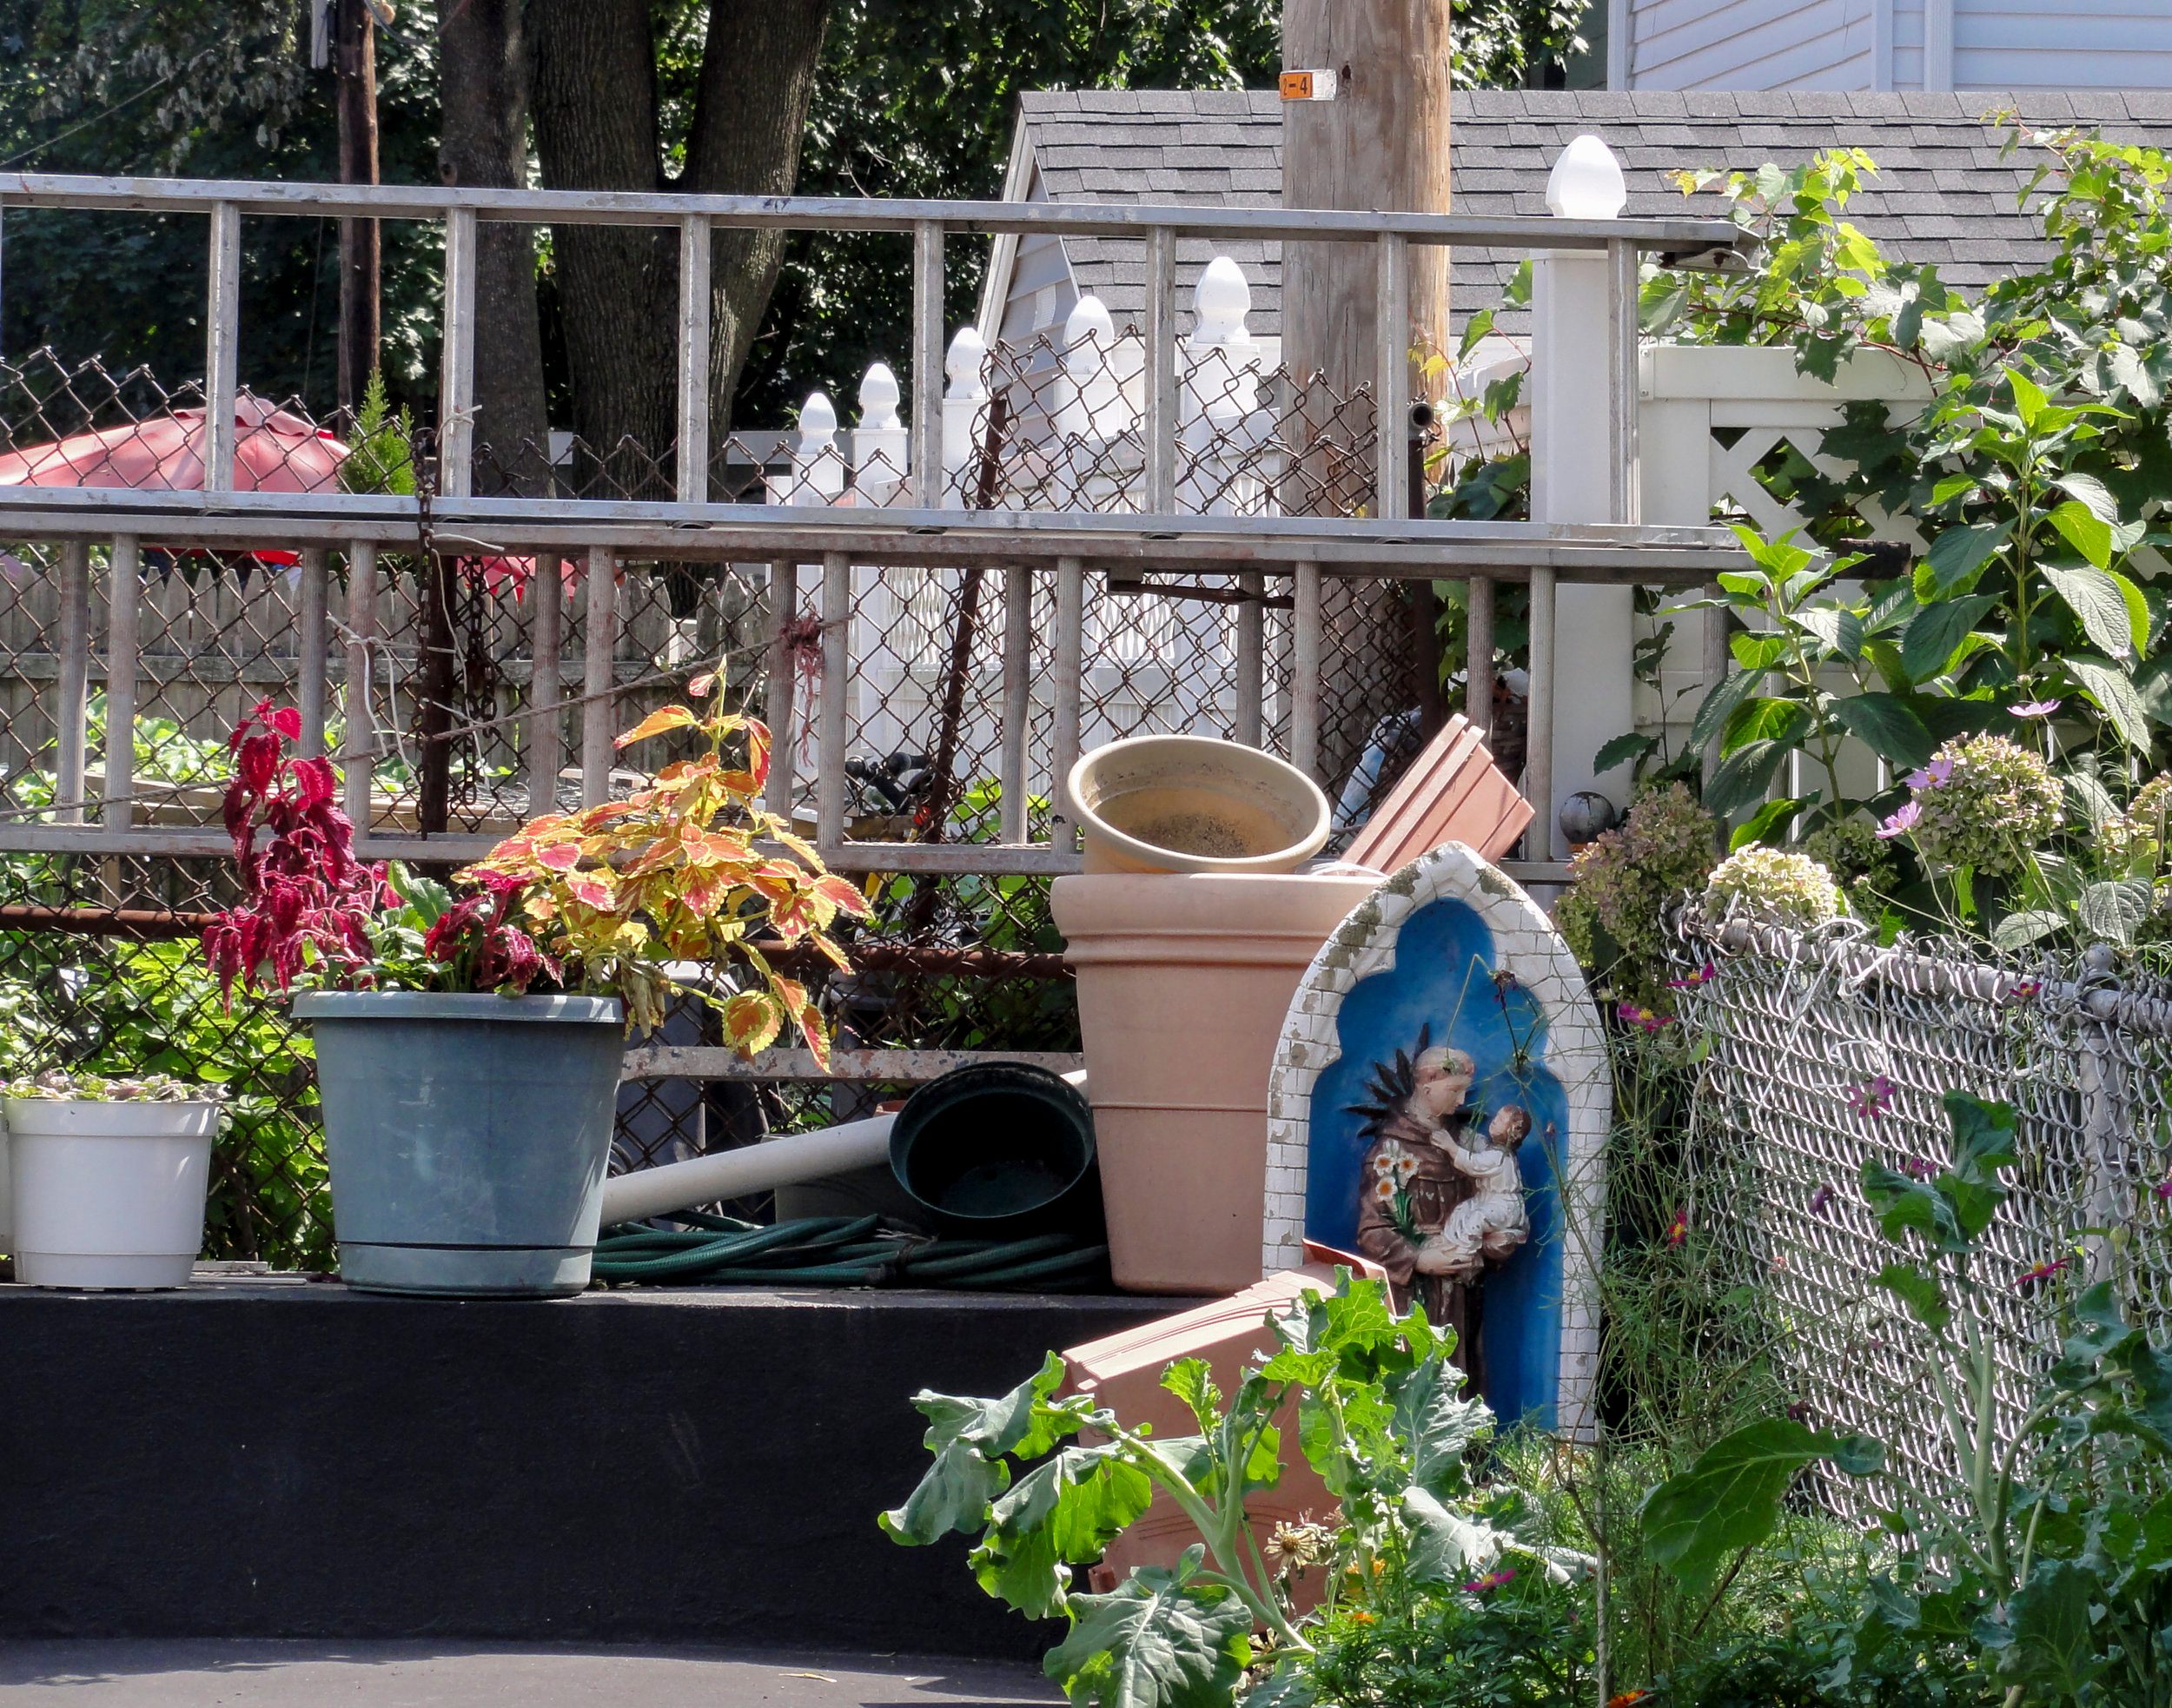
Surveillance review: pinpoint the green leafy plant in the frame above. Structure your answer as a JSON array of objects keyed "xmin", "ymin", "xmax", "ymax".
[
  {"xmin": 1643, "ymin": 1092, "xmax": 2172, "ymax": 1706},
  {"xmin": 880, "ymin": 1275, "xmax": 1580, "ymax": 1708}
]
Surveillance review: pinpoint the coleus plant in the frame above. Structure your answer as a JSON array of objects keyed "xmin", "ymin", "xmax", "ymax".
[
  {"xmin": 202, "ymin": 699, "xmax": 556, "ymax": 1002},
  {"xmin": 461, "ymin": 669, "xmax": 871, "ymax": 1057}
]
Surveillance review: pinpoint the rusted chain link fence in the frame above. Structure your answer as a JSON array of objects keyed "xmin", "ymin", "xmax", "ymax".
[{"xmin": 1668, "ymin": 909, "xmax": 2172, "ymax": 1519}]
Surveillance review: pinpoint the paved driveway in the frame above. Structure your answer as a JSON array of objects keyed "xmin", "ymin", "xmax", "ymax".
[{"xmin": 0, "ymin": 1642, "xmax": 1061, "ymax": 1705}]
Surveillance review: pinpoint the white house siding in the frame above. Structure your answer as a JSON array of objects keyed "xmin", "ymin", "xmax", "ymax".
[
  {"xmin": 1629, "ymin": 0, "xmax": 1877, "ymax": 90},
  {"xmin": 1626, "ymin": 0, "xmax": 2172, "ymax": 91},
  {"xmin": 1954, "ymin": 1, "xmax": 2172, "ymax": 91}
]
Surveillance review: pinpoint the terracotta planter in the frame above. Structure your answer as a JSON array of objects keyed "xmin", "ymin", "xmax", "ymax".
[{"xmin": 1051, "ymin": 871, "xmax": 1377, "ymax": 1293}]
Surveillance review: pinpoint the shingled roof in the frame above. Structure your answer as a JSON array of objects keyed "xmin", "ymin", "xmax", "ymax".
[{"xmin": 1012, "ymin": 87, "xmax": 2172, "ymax": 337}]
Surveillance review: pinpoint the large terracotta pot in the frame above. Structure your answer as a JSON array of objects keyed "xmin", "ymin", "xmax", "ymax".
[{"xmin": 1051, "ymin": 871, "xmax": 1378, "ymax": 1293}]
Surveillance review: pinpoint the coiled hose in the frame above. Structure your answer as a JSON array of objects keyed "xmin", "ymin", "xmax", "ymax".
[{"xmin": 592, "ymin": 1210, "xmax": 1109, "ymax": 1290}]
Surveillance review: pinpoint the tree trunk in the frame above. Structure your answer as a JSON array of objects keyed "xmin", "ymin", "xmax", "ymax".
[
  {"xmin": 684, "ymin": 0, "xmax": 831, "ymax": 453},
  {"xmin": 439, "ymin": 0, "xmax": 550, "ymax": 497},
  {"xmin": 529, "ymin": 0, "xmax": 677, "ymax": 497},
  {"xmin": 529, "ymin": 0, "xmax": 831, "ymax": 500},
  {"xmin": 1281, "ymin": 0, "xmax": 1453, "ymax": 794},
  {"xmin": 334, "ymin": 0, "xmax": 380, "ymax": 416}
]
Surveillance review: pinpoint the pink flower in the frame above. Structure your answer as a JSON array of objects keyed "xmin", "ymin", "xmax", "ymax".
[
  {"xmin": 1904, "ymin": 756, "xmax": 1957, "ymax": 791},
  {"xmin": 1808, "ymin": 1183, "xmax": 1834, "ymax": 1218},
  {"xmin": 1665, "ymin": 1208, "xmax": 1689, "ymax": 1248},
  {"xmin": 1462, "ymin": 1569, "xmax": 1516, "ymax": 1593},
  {"xmin": 1615, "ymin": 1002, "xmax": 1672, "ymax": 1035},
  {"xmin": 2154, "ymin": 1178, "xmax": 2172, "ymax": 1202},
  {"xmin": 2016, "ymin": 1256, "xmax": 2072, "ymax": 1294},
  {"xmin": 1845, "ymin": 1076, "xmax": 1897, "ymax": 1119},
  {"xmin": 1903, "ymin": 1155, "xmax": 1937, "ymax": 1180},
  {"xmin": 1667, "ymin": 961, "xmax": 1718, "ymax": 990},
  {"xmin": 2009, "ymin": 699, "xmax": 2062, "ymax": 718},
  {"xmin": 1877, "ymin": 800, "xmax": 1921, "ymax": 839},
  {"xmin": 2005, "ymin": 979, "xmax": 2043, "ymax": 1003}
]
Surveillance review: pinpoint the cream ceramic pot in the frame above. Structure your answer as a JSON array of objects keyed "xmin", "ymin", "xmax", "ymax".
[
  {"xmin": 1051, "ymin": 870, "xmax": 1376, "ymax": 1294},
  {"xmin": 1063, "ymin": 735, "xmax": 1332, "ymax": 876}
]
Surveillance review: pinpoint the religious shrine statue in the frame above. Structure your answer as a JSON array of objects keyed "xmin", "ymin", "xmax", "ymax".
[{"xmin": 1348, "ymin": 1025, "xmax": 1537, "ymax": 1390}]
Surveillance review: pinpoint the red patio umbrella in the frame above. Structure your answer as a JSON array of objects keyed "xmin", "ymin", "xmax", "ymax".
[
  {"xmin": 0, "ymin": 394, "xmax": 550, "ymax": 591},
  {"xmin": 0, "ymin": 394, "xmax": 346, "ymax": 494}
]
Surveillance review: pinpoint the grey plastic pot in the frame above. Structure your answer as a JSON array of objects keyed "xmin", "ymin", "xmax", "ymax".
[{"xmin": 295, "ymin": 991, "xmax": 625, "ymax": 1299}]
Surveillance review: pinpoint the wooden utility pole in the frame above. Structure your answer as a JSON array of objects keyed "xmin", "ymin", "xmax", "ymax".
[
  {"xmin": 334, "ymin": 0, "xmax": 381, "ymax": 414},
  {"xmin": 1281, "ymin": 0, "xmax": 1455, "ymax": 786}
]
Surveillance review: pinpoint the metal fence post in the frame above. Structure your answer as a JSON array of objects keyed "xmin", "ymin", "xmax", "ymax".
[
  {"xmin": 1000, "ymin": 562, "xmax": 1032, "ymax": 843},
  {"xmin": 1052, "ymin": 555, "xmax": 1085, "ymax": 836},
  {"xmin": 912, "ymin": 222, "xmax": 945, "ymax": 509},
  {"xmin": 764, "ymin": 557, "xmax": 801, "ymax": 818},
  {"xmin": 1375, "ymin": 232, "xmax": 1409, "ymax": 523},
  {"xmin": 1292, "ymin": 561, "xmax": 1322, "ymax": 779}
]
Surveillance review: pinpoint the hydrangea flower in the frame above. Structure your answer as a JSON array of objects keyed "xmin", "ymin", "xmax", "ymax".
[
  {"xmin": 1704, "ymin": 846, "xmax": 1845, "ymax": 927},
  {"xmin": 1895, "ymin": 733, "xmax": 2063, "ymax": 877},
  {"xmin": 1556, "ymin": 784, "xmax": 1720, "ymax": 1012},
  {"xmin": 2102, "ymin": 773, "xmax": 2172, "ymax": 876}
]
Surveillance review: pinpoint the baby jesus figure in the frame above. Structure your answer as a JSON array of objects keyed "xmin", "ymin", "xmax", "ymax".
[{"xmin": 1415, "ymin": 1104, "xmax": 1532, "ymax": 1283}]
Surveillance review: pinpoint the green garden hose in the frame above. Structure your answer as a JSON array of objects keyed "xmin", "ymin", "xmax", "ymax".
[{"xmin": 591, "ymin": 1209, "xmax": 1108, "ymax": 1291}]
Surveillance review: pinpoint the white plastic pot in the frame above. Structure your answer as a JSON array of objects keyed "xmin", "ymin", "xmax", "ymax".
[{"xmin": 4, "ymin": 1098, "xmax": 219, "ymax": 1289}]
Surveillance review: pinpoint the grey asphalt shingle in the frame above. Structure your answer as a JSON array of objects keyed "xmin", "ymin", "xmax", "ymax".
[{"xmin": 1013, "ymin": 88, "xmax": 2172, "ymax": 341}]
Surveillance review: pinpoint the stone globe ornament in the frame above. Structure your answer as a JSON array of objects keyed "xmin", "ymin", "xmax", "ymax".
[{"xmin": 1558, "ymin": 790, "xmax": 1619, "ymax": 848}]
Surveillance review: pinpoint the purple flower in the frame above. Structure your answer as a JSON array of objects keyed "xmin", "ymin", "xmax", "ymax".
[
  {"xmin": 1463, "ymin": 1569, "xmax": 1516, "ymax": 1593},
  {"xmin": 2005, "ymin": 978, "xmax": 2043, "ymax": 1003},
  {"xmin": 2155, "ymin": 1178, "xmax": 2172, "ymax": 1202},
  {"xmin": 1904, "ymin": 1155, "xmax": 1937, "ymax": 1181},
  {"xmin": 1877, "ymin": 800, "xmax": 1921, "ymax": 840},
  {"xmin": 1809, "ymin": 1182, "xmax": 1835, "ymax": 1218},
  {"xmin": 2009, "ymin": 698, "xmax": 2062, "ymax": 718},
  {"xmin": 1667, "ymin": 961, "xmax": 1718, "ymax": 990},
  {"xmin": 1845, "ymin": 1076, "xmax": 1897, "ymax": 1119},
  {"xmin": 1785, "ymin": 1399, "xmax": 1812, "ymax": 1425},
  {"xmin": 1903, "ymin": 756, "xmax": 1956, "ymax": 791}
]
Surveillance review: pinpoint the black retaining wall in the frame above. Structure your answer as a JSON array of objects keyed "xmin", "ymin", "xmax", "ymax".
[{"xmin": 0, "ymin": 1281, "xmax": 1175, "ymax": 1658}]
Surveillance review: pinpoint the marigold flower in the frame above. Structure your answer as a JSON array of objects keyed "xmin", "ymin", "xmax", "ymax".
[
  {"xmin": 1607, "ymin": 1694, "xmax": 1652, "ymax": 1708},
  {"xmin": 1347, "ymin": 1609, "xmax": 1376, "ymax": 1625}
]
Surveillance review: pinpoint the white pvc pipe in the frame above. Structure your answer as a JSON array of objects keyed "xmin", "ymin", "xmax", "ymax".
[{"xmin": 599, "ymin": 1070, "xmax": 1088, "ymax": 1226}]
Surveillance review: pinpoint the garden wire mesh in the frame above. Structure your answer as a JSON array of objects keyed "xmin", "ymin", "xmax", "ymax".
[{"xmin": 1667, "ymin": 907, "xmax": 2172, "ymax": 1522}]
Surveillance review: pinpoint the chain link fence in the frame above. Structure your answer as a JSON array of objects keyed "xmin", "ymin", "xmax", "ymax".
[{"xmin": 1669, "ymin": 909, "xmax": 2172, "ymax": 1519}]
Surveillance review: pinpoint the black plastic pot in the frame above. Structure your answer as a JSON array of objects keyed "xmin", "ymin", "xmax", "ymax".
[{"xmin": 888, "ymin": 1063, "xmax": 1102, "ymax": 1239}]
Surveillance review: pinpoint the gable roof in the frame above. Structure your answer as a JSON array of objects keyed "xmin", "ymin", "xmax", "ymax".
[{"xmin": 1010, "ymin": 88, "xmax": 2172, "ymax": 338}]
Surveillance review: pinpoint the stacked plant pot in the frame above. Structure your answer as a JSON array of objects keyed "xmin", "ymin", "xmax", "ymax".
[{"xmin": 1052, "ymin": 735, "xmax": 1374, "ymax": 1294}]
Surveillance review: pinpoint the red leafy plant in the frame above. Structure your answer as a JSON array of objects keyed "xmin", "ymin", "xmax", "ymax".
[{"xmin": 202, "ymin": 700, "xmax": 553, "ymax": 1001}]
